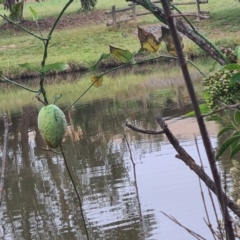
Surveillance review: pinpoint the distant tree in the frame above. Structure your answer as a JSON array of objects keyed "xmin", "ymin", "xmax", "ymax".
[
  {"xmin": 1, "ymin": 0, "xmax": 97, "ymax": 22},
  {"xmin": 80, "ymin": 0, "xmax": 97, "ymax": 11}
]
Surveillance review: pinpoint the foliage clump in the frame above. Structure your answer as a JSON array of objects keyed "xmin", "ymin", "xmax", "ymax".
[{"xmin": 203, "ymin": 69, "xmax": 240, "ymax": 110}]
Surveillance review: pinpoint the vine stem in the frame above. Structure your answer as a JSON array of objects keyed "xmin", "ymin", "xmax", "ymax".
[
  {"xmin": 60, "ymin": 145, "xmax": 90, "ymax": 240},
  {"xmin": 1, "ymin": 78, "xmax": 39, "ymax": 93},
  {"xmin": 39, "ymin": 0, "xmax": 74, "ymax": 105},
  {"xmin": 0, "ymin": 14, "xmax": 49, "ymax": 41}
]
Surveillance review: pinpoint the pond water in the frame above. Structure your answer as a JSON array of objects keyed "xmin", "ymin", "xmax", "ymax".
[{"xmin": 0, "ymin": 61, "xmax": 228, "ymax": 240}]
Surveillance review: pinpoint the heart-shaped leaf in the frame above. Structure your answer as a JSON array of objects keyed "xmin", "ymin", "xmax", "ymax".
[
  {"xmin": 91, "ymin": 75, "xmax": 103, "ymax": 88},
  {"xmin": 110, "ymin": 46, "xmax": 134, "ymax": 63},
  {"xmin": 137, "ymin": 26, "xmax": 161, "ymax": 53},
  {"xmin": 9, "ymin": 1, "xmax": 23, "ymax": 21},
  {"xmin": 29, "ymin": 6, "xmax": 38, "ymax": 21}
]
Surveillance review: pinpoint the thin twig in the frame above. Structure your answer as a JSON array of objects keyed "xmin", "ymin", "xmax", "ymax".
[
  {"xmin": 196, "ymin": 136, "xmax": 224, "ymax": 239},
  {"xmin": 60, "ymin": 145, "xmax": 90, "ymax": 240},
  {"xmin": 0, "ymin": 14, "xmax": 49, "ymax": 41},
  {"xmin": 194, "ymin": 135, "xmax": 217, "ymax": 240},
  {"xmin": 0, "ymin": 113, "xmax": 9, "ymax": 207},
  {"xmin": 202, "ymin": 103, "xmax": 240, "ymax": 118},
  {"xmin": 203, "ymin": 218, "xmax": 219, "ymax": 240},
  {"xmin": 161, "ymin": 211, "xmax": 207, "ymax": 240},
  {"xmin": 126, "ymin": 121, "xmax": 165, "ymax": 135},
  {"xmin": 124, "ymin": 135, "xmax": 145, "ymax": 240}
]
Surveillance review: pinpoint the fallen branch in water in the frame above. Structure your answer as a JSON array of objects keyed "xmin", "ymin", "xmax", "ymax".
[
  {"xmin": 125, "ymin": 116, "xmax": 240, "ymax": 218},
  {"xmin": 0, "ymin": 113, "xmax": 10, "ymax": 207}
]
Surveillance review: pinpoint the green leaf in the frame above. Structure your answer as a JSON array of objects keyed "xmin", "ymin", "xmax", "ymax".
[
  {"xmin": 229, "ymin": 72, "xmax": 240, "ymax": 86},
  {"xmin": 231, "ymin": 132, "xmax": 240, "ymax": 151},
  {"xmin": 217, "ymin": 124, "xmax": 235, "ymax": 138},
  {"xmin": 184, "ymin": 103, "xmax": 210, "ymax": 117},
  {"xmin": 29, "ymin": 6, "xmax": 38, "ymax": 21},
  {"xmin": 110, "ymin": 46, "xmax": 134, "ymax": 63},
  {"xmin": 137, "ymin": 26, "xmax": 161, "ymax": 53},
  {"xmin": 18, "ymin": 63, "xmax": 39, "ymax": 71},
  {"xmin": 216, "ymin": 135, "xmax": 240, "ymax": 159},
  {"xmin": 90, "ymin": 53, "xmax": 110, "ymax": 72},
  {"xmin": 0, "ymin": 0, "xmax": 4, "ymax": 5},
  {"xmin": 222, "ymin": 64, "xmax": 240, "ymax": 70},
  {"xmin": 40, "ymin": 62, "xmax": 69, "ymax": 74},
  {"xmin": 234, "ymin": 111, "xmax": 240, "ymax": 125},
  {"xmin": 230, "ymin": 143, "xmax": 240, "ymax": 159},
  {"xmin": 9, "ymin": 1, "xmax": 23, "ymax": 21},
  {"xmin": 234, "ymin": 46, "xmax": 240, "ymax": 61}
]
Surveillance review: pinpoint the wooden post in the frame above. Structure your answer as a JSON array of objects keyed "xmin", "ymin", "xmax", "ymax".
[
  {"xmin": 132, "ymin": 3, "xmax": 137, "ymax": 21},
  {"xmin": 112, "ymin": 5, "xmax": 117, "ymax": 26},
  {"xmin": 196, "ymin": 0, "xmax": 201, "ymax": 21}
]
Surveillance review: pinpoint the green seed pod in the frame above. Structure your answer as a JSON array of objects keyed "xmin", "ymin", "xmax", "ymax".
[{"xmin": 38, "ymin": 104, "xmax": 67, "ymax": 148}]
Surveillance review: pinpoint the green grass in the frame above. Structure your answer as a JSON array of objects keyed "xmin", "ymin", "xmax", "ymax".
[{"xmin": 1, "ymin": 0, "xmax": 240, "ymax": 77}]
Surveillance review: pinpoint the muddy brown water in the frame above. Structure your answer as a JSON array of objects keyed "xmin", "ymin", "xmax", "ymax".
[{"xmin": 0, "ymin": 62, "xmax": 226, "ymax": 240}]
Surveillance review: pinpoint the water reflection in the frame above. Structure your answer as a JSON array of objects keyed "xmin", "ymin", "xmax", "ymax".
[{"xmin": 0, "ymin": 62, "xmax": 223, "ymax": 240}]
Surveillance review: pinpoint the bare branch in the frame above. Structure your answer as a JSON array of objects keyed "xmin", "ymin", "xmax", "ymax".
[
  {"xmin": 125, "ymin": 121, "xmax": 165, "ymax": 135},
  {"xmin": 202, "ymin": 103, "xmax": 240, "ymax": 118}
]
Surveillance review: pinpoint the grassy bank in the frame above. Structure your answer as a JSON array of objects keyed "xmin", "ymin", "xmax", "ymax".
[
  {"xmin": 0, "ymin": 59, "xmax": 209, "ymax": 112},
  {"xmin": 0, "ymin": 0, "xmax": 240, "ymax": 78}
]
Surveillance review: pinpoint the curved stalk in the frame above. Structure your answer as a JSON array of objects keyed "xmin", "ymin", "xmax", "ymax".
[
  {"xmin": 1, "ymin": 78, "xmax": 39, "ymax": 93},
  {"xmin": 60, "ymin": 145, "xmax": 90, "ymax": 240},
  {"xmin": 0, "ymin": 14, "xmax": 49, "ymax": 41}
]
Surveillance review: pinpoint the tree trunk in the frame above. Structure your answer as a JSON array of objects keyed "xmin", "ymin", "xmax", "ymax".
[{"xmin": 4, "ymin": 0, "xmax": 15, "ymax": 11}]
